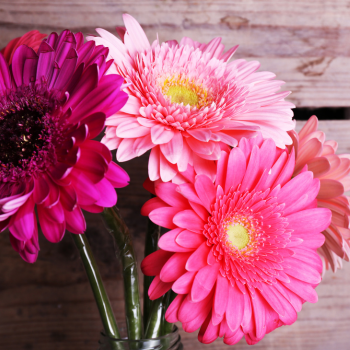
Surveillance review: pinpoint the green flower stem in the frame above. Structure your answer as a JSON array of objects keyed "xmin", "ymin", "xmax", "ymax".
[
  {"xmin": 102, "ymin": 206, "xmax": 143, "ymax": 340},
  {"xmin": 145, "ymin": 295, "xmax": 165, "ymax": 339},
  {"xmin": 143, "ymin": 217, "xmax": 161, "ymax": 327},
  {"xmin": 71, "ymin": 234, "xmax": 121, "ymax": 350},
  {"xmin": 161, "ymin": 290, "xmax": 176, "ymax": 335}
]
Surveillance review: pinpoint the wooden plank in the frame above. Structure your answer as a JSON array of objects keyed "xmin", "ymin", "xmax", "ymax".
[
  {"xmin": 0, "ymin": 120, "xmax": 350, "ymax": 349},
  {"xmin": 0, "ymin": 0, "xmax": 349, "ymax": 107}
]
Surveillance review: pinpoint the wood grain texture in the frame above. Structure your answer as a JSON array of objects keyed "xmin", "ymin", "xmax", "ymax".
[
  {"xmin": 0, "ymin": 0, "xmax": 349, "ymax": 107},
  {"xmin": 0, "ymin": 120, "xmax": 349, "ymax": 349}
]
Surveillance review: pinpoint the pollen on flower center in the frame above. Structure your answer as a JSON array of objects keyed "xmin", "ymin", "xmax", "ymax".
[
  {"xmin": 160, "ymin": 75, "xmax": 210, "ymax": 108},
  {"xmin": 166, "ymin": 85, "xmax": 198, "ymax": 106},
  {"xmin": 226, "ymin": 224, "xmax": 250, "ymax": 250}
]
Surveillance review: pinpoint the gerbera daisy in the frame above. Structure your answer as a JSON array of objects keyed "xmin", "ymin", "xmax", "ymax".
[
  {"xmin": 290, "ymin": 115, "xmax": 350, "ymax": 272},
  {"xmin": 141, "ymin": 134, "xmax": 331, "ymax": 345},
  {"xmin": 0, "ymin": 30, "xmax": 129, "ymax": 263},
  {"xmin": 88, "ymin": 14, "xmax": 295, "ymax": 182},
  {"xmin": 1, "ymin": 30, "xmax": 47, "ymax": 64}
]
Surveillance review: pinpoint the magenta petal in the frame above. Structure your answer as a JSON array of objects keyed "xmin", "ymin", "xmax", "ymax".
[
  {"xmin": 12, "ymin": 45, "xmax": 38, "ymax": 87},
  {"xmin": 9, "ymin": 196, "xmax": 35, "ymax": 241},
  {"xmin": 94, "ymin": 178, "xmax": 117, "ymax": 207},
  {"xmin": 37, "ymin": 205, "xmax": 66, "ymax": 243},
  {"xmin": 105, "ymin": 162, "xmax": 130, "ymax": 188},
  {"xmin": 0, "ymin": 53, "xmax": 12, "ymax": 90},
  {"xmin": 33, "ymin": 176, "xmax": 50, "ymax": 204},
  {"xmin": 64, "ymin": 207, "xmax": 86, "ymax": 234}
]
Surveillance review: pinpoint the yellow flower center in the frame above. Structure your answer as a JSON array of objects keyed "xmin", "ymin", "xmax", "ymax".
[
  {"xmin": 161, "ymin": 76, "xmax": 210, "ymax": 108},
  {"xmin": 166, "ymin": 85, "xmax": 199, "ymax": 106},
  {"xmin": 226, "ymin": 224, "xmax": 250, "ymax": 250}
]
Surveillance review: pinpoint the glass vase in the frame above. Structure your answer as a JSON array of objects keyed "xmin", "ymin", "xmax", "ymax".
[{"xmin": 98, "ymin": 326, "xmax": 183, "ymax": 350}]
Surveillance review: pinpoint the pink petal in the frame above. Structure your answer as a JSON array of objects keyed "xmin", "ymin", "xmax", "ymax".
[
  {"xmin": 212, "ymin": 274, "xmax": 229, "ymax": 325},
  {"xmin": 176, "ymin": 230, "xmax": 206, "ymax": 249},
  {"xmin": 149, "ymin": 146, "xmax": 160, "ymax": 181},
  {"xmin": 117, "ymin": 138, "xmax": 136, "ymax": 162},
  {"xmin": 165, "ymin": 294, "xmax": 185, "ymax": 323},
  {"xmin": 172, "ymin": 271, "xmax": 197, "ymax": 294},
  {"xmin": 158, "ymin": 228, "xmax": 194, "ymax": 252},
  {"xmin": 160, "ymin": 131, "xmax": 183, "ymax": 164},
  {"xmin": 149, "ymin": 207, "xmax": 182, "ymax": 229},
  {"xmin": 225, "ymin": 147, "xmax": 246, "ymax": 193},
  {"xmin": 186, "ymin": 242, "xmax": 211, "ymax": 271},
  {"xmin": 148, "ymin": 275, "xmax": 172, "ymax": 300},
  {"xmin": 194, "ymin": 174, "xmax": 216, "ymax": 213},
  {"xmin": 287, "ymin": 208, "xmax": 331, "ymax": 234},
  {"xmin": 191, "ymin": 263, "xmax": 220, "ymax": 302},
  {"xmin": 318, "ymin": 179, "xmax": 344, "ymax": 199},
  {"xmin": 141, "ymin": 249, "xmax": 173, "ymax": 276},
  {"xmin": 226, "ymin": 283, "xmax": 244, "ymax": 332},
  {"xmin": 141, "ymin": 197, "xmax": 168, "ymax": 216},
  {"xmin": 160, "ymin": 151, "xmax": 178, "ymax": 182},
  {"xmin": 160, "ymin": 252, "xmax": 192, "ymax": 282},
  {"xmin": 173, "ymin": 209, "xmax": 205, "ymax": 233},
  {"xmin": 151, "ymin": 124, "xmax": 175, "ymax": 145},
  {"xmin": 123, "ymin": 14, "xmax": 150, "ymax": 53}
]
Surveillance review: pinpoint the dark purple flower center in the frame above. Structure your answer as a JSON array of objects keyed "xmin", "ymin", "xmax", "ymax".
[
  {"xmin": 0, "ymin": 106, "xmax": 46, "ymax": 166},
  {"xmin": 0, "ymin": 88, "xmax": 64, "ymax": 182}
]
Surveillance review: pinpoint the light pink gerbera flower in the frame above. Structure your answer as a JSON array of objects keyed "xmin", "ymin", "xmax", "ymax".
[
  {"xmin": 88, "ymin": 14, "xmax": 295, "ymax": 182},
  {"xmin": 141, "ymin": 134, "xmax": 331, "ymax": 345},
  {"xmin": 0, "ymin": 30, "xmax": 129, "ymax": 263},
  {"xmin": 290, "ymin": 115, "xmax": 350, "ymax": 271}
]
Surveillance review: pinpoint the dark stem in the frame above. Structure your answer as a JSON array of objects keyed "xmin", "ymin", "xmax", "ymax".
[
  {"xmin": 143, "ymin": 217, "xmax": 161, "ymax": 327},
  {"xmin": 161, "ymin": 290, "xmax": 176, "ymax": 335},
  {"xmin": 71, "ymin": 234, "xmax": 121, "ymax": 350},
  {"xmin": 145, "ymin": 295, "xmax": 165, "ymax": 339},
  {"xmin": 102, "ymin": 206, "xmax": 143, "ymax": 340}
]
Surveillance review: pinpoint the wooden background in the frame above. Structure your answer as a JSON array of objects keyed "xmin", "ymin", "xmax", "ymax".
[{"xmin": 0, "ymin": 1, "xmax": 350, "ymax": 349}]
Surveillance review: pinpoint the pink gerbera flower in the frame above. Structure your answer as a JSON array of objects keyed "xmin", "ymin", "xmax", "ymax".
[
  {"xmin": 88, "ymin": 14, "xmax": 295, "ymax": 182},
  {"xmin": 141, "ymin": 134, "xmax": 331, "ymax": 345},
  {"xmin": 290, "ymin": 115, "xmax": 350, "ymax": 271},
  {"xmin": 1, "ymin": 30, "xmax": 47, "ymax": 64},
  {"xmin": 0, "ymin": 30, "xmax": 129, "ymax": 263}
]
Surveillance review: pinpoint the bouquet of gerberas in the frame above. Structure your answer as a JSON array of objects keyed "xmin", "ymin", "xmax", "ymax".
[{"xmin": 1, "ymin": 14, "xmax": 349, "ymax": 349}]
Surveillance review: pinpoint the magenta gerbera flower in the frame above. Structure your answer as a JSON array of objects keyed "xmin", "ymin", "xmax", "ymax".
[
  {"xmin": 141, "ymin": 134, "xmax": 331, "ymax": 345},
  {"xmin": 88, "ymin": 14, "xmax": 295, "ymax": 182},
  {"xmin": 0, "ymin": 30, "xmax": 129, "ymax": 263}
]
